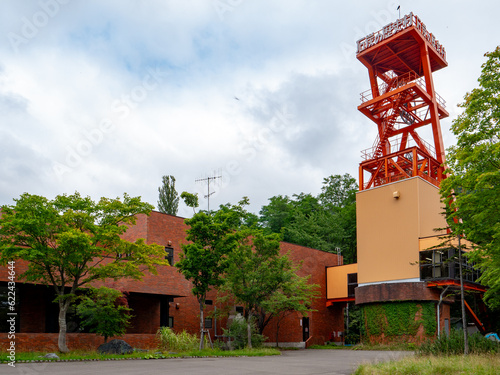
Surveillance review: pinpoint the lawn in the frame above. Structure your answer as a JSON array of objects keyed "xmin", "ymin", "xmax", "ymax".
[
  {"xmin": 0, "ymin": 347, "xmax": 281, "ymax": 363},
  {"xmin": 354, "ymin": 354, "xmax": 500, "ymax": 375}
]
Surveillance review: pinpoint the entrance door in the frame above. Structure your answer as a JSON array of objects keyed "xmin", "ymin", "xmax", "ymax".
[{"xmin": 302, "ymin": 317, "xmax": 310, "ymax": 342}]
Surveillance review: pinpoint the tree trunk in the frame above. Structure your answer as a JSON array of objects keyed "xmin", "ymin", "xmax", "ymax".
[
  {"xmin": 258, "ymin": 309, "xmax": 265, "ymax": 334},
  {"xmin": 199, "ymin": 300, "xmax": 205, "ymax": 350},
  {"xmin": 58, "ymin": 300, "xmax": 70, "ymax": 353},
  {"xmin": 247, "ymin": 311, "xmax": 253, "ymax": 349},
  {"xmin": 275, "ymin": 319, "xmax": 281, "ymax": 348}
]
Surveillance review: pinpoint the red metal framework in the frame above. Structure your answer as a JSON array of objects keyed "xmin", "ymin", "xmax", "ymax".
[{"xmin": 357, "ymin": 13, "xmax": 448, "ymax": 190}]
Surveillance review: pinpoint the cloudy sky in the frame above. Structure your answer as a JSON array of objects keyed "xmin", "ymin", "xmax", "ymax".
[{"xmin": 1, "ymin": 0, "xmax": 498, "ymax": 217}]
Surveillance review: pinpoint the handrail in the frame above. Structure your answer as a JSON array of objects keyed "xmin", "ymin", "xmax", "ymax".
[
  {"xmin": 360, "ymin": 72, "xmax": 446, "ymax": 108},
  {"xmin": 304, "ymin": 336, "xmax": 314, "ymax": 349},
  {"xmin": 361, "ymin": 135, "xmax": 436, "ymax": 161}
]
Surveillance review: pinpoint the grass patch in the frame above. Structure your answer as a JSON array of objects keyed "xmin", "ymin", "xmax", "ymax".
[
  {"xmin": 179, "ymin": 348, "xmax": 280, "ymax": 357},
  {"xmin": 354, "ymin": 354, "xmax": 500, "ymax": 375},
  {"xmin": 308, "ymin": 343, "xmax": 417, "ymax": 351},
  {"xmin": 308, "ymin": 343, "xmax": 346, "ymax": 349},
  {"xmin": 0, "ymin": 350, "xmax": 149, "ymax": 363},
  {"xmin": 418, "ymin": 330, "xmax": 499, "ymax": 356},
  {"xmin": 0, "ymin": 347, "xmax": 280, "ymax": 363},
  {"xmin": 352, "ymin": 342, "xmax": 418, "ymax": 351}
]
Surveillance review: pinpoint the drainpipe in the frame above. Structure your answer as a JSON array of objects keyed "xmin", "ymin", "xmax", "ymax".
[
  {"xmin": 437, "ymin": 286, "xmax": 450, "ymax": 338},
  {"xmin": 214, "ymin": 305, "xmax": 217, "ymax": 338}
]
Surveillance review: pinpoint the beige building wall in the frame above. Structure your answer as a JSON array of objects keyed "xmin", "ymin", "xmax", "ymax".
[
  {"xmin": 326, "ymin": 263, "xmax": 358, "ymax": 300},
  {"xmin": 357, "ymin": 177, "xmax": 447, "ymax": 285}
]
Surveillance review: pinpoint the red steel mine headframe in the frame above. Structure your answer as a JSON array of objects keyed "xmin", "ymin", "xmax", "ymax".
[{"xmin": 356, "ymin": 13, "xmax": 448, "ymax": 190}]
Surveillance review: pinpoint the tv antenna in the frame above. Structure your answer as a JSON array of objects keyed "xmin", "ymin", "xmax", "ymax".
[{"xmin": 195, "ymin": 170, "xmax": 222, "ymax": 213}]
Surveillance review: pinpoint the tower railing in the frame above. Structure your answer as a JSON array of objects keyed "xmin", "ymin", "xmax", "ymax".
[
  {"xmin": 360, "ymin": 72, "xmax": 446, "ymax": 108},
  {"xmin": 361, "ymin": 134, "xmax": 436, "ymax": 161}
]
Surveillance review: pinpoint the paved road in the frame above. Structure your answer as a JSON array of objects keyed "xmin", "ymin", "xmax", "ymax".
[{"xmin": 3, "ymin": 349, "xmax": 413, "ymax": 375}]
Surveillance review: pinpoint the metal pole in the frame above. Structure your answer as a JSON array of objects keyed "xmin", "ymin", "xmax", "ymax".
[
  {"xmin": 437, "ymin": 286, "xmax": 450, "ymax": 338},
  {"xmin": 458, "ymin": 235, "xmax": 469, "ymax": 355}
]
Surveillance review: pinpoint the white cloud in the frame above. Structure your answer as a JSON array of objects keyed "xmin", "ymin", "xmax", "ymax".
[{"xmin": 0, "ymin": 0, "xmax": 498, "ymax": 215}]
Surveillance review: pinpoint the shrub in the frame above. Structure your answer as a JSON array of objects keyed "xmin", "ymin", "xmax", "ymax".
[
  {"xmin": 156, "ymin": 327, "xmax": 198, "ymax": 352},
  {"xmin": 76, "ymin": 287, "xmax": 132, "ymax": 343},
  {"xmin": 224, "ymin": 317, "xmax": 265, "ymax": 349},
  {"xmin": 344, "ymin": 333, "xmax": 360, "ymax": 345},
  {"xmin": 418, "ymin": 329, "xmax": 499, "ymax": 356}
]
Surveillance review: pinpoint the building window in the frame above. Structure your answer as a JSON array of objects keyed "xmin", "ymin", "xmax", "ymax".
[
  {"xmin": 204, "ymin": 318, "xmax": 213, "ymax": 329},
  {"xmin": 347, "ymin": 273, "xmax": 358, "ymax": 297},
  {"xmin": 160, "ymin": 296, "xmax": 173, "ymax": 327},
  {"xmin": 0, "ymin": 285, "xmax": 20, "ymax": 333},
  {"xmin": 165, "ymin": 247, "xmax": 174, "ymax": 266},
  {"xmin": 419, "ymin": 248, "xmax": 481, "ymax": 283},
  {"xmin": 205, "ymin": 300, "xmax": 213, "ymax": 305}
]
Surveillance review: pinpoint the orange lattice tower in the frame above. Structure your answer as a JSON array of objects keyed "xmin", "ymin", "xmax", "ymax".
[
  {"xmin": 326, "ymin": 13, "xmax": 488, "ymax": 342},
  {"xmin": 356, "ymin": 13, "xmax": 448, "ymax": 190}
]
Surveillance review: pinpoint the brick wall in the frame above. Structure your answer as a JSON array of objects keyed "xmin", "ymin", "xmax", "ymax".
[
  {"xmin": 127, "ymin": 293, "xmax": 161, "ymax": 334},
  {"xmin": 0, "ymin": 211, "xmax": 344, "ymax": 349},
  {"xmin": 94, "ymin": 212, "xmax": 193, "ymax": 297},
  {"xmin": 263, "ymin": 242, "xmax": 343, "ymax": 346},
  {"xmin": 0, "ymin": 333, "xmax": 158, "ymax": 352},
  {"xmin": 355, "ymin": 281, "xmax": 441, "ymax": 304}
]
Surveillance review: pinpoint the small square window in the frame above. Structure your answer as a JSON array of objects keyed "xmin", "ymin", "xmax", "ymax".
[{"xmin": 204, "ymin": 318, "xmax": 212, "ymax": 329}]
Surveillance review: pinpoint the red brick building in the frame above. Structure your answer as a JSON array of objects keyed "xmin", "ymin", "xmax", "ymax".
[{"xmin": 0, "ymin": 211, "xmax": 344, "ymax": 351}]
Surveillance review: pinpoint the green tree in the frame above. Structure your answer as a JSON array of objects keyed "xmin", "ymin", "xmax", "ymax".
[
  {"xmin": 180, "ymin": 191, "xmax": 199, "ymax": 215},
  {"xmin": 175, "ymin": 202, "xmax": 246, "ymax": 349},
  {"xmin": 440, "ymin": 46, "xmax": 500, "ymax": 309},
  {"xmin": 319, "ymin": 173, "xmax": 357, "ymax": 208},
  {"xmin": 319, "ymin": 174, "xmax": 358, "ymax": 264},
  {"xmin": 222, "ymin": 229, "xmax": 317, "ymax": 348},
  {"xmin": 260, "ymin": 273, "xmax": 319, "ymax": 347},
  {"xmin": 0, "ymin": 192, "xmax": 166, "ymax": 352},
  {"xmin": 258, "ymin": 174, "xmax": 358, "ymax": 263},
  {"xmin": 179, "ymin": 198, "xmax": 319, "ymax": 349},
  {"xmin": 157, "ymin": 175, "xmax": 179, "ymax": 215},
  {"xmin": 222, "ymin": 230, "xmax": 283, "ymax": 348},
  {"xmin": 76, "ymin": 287, "xmax": 132, "ymax": 343},
  {"xmin": 259, "ymin": 195, "xmax": 293, "ymax": 234}
]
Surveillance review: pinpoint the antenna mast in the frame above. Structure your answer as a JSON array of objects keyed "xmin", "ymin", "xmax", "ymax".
[{"xmin": 195, "ymin": 170, "xmax": 222, "ymax": 213}]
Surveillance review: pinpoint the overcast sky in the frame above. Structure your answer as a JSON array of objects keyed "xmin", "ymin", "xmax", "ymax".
[{"xmin": 1, "ymin": 0, "xmax": 498, "ymax": 217}]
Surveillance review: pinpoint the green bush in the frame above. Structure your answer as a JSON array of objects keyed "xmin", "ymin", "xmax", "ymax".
[
  {"xmin": 156, "ymin": 327, "xmax": 199, "ymax": 352},
  {"xmin": 418, "ymin": 329, "xmax": 499, "ymax": 356},
  {"xmin": 344, "ymin": 333, "xmax": 360, "ymax": 345},
  {"xmin": 76, "ymin": 287, "xmax": 132, "ymax": 343},
  {"xmin": 224, "ymin": 317, "xmax": 265, "ymax": 349}
]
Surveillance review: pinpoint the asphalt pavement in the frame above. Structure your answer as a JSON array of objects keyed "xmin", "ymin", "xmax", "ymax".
[{"xmin": 2, "ymin": 349, "xmax": 413, "ymax": 375}]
